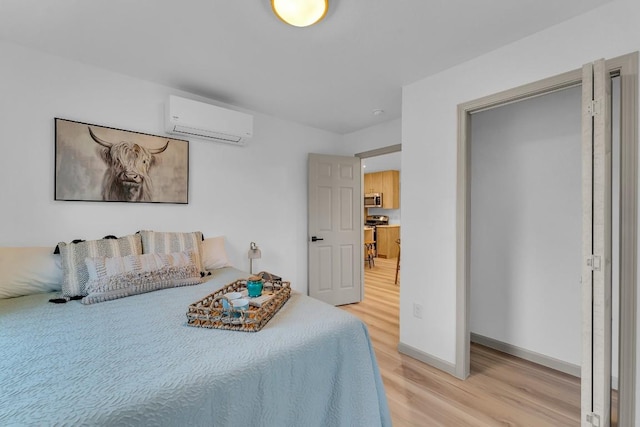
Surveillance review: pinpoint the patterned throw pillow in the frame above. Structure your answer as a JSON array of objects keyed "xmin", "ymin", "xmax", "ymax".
[
  {"xmin": 82, "ymin": 250, "xmax": 202, "ymax": 305},
  {"xmin": 139, "ymin": 230, "xmax": 204, "ymax": 273},
  {"xmin": 57, "ymin": 234, "xmax": 142, "ymax": 298}
]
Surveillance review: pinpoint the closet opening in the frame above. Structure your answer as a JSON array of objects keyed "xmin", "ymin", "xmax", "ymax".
[{"xmin": 456, "ymin": 52, "xmax": 637, "ymax": 426}]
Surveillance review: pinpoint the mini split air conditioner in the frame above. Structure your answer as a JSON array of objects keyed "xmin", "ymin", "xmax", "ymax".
[{"xmin": 165, "ymin": 95, "xmax": 253, "ymax": 145}]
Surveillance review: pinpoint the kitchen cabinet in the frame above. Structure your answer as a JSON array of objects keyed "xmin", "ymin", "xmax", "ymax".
[
  {"xmin": 380, "ymin": 170, "xmax": 399, "ymax": 209},
  {"xmin": 364, "ymin": 170, "xmax": 399, "ymax": 209},
  {"xmin": 376, "ymin": 225, "xmax": 400, "ymax": 258},
  {"xmin": 364, "ymin": 172, "xmax": 382, "ymax": 195}
]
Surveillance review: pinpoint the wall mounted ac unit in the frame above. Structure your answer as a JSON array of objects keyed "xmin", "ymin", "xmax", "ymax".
[{"xmin": 165, "ymin": 95, "xmax": 253, "ymax": 145}]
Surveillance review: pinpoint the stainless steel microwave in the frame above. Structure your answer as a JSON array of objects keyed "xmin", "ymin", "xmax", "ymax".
[{"xmin": 364, "ymin": 193, "xmax": 382, "ymax": 208}]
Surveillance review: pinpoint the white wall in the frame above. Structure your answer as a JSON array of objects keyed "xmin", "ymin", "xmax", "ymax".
[
  {"xmin": 401, "ymin": 0, "xmax": 639, "ymax": 407},
  {"xmin": 361, "ymin": 152, "xmax": 401, "ymax": 172},
  {"xmin": 470, "ymin": 86, "xmax": 583, "ymax": 365},
  {"xmin": 0, "ymin": 40, "xmax": 343, "ymax": 293},
  {"xmin": 342, "ymin": 118, "xmax": 401, "ymax": 154}
]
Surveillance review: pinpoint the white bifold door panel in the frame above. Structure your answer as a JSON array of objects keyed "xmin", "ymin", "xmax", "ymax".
[
  {"xmin": 581, "ymin": 59, "xmax": 612, "ymax": 427},
  {"xmin": 308, "ymin": 154, "xmax": 362, "ymax": 306}
]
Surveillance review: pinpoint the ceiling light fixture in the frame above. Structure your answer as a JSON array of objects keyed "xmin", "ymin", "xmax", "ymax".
[{"xmin": 271, "ymin": 0, "xmax": 328, "ymax": 27}]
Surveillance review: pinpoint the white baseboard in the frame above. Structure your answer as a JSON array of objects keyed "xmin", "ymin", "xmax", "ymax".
[
  {"xmin": 397, "ymin": 342, "xmax": 457, "ymax": 377},
  {"xmin": 471, "ymin": 333, "xmax": 619, "ymax": 390}
]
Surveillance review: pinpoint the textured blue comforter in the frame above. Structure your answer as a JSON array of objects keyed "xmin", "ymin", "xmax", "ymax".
[{"xmin": 0, "ymin": 267, "xmax": 391, "ymax": 426}]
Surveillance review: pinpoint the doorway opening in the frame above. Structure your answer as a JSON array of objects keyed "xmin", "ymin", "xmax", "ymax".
[
  {"xmin": 456, "ymin": 53, "xmax": 637, "ymax": 426},
  {"xmin": 469, "ymin": 79, "xmax": 621, "ymax": 423},
  {"xmin": 356, "ymin": 145, "xmax": 402, "ymax": 313}
]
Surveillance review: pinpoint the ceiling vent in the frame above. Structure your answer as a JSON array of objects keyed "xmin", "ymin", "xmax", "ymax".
[{"xmin": 165, "ymin": 95, "xmax": 253, "ymax": 145}]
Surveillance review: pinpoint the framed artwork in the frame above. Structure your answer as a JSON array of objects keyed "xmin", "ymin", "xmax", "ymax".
[{"xmin": 55, "ymin": 118, "xmax": 189, "ymax": 204}]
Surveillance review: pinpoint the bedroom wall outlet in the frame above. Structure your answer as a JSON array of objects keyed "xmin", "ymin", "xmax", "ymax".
[{"xmin": 413, "ymin": 303, "xmax": 423, "ymax": 319}]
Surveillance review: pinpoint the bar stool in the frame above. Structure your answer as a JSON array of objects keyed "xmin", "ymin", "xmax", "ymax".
[
  {"xmin": 395, "ymin": 238, "xmax": 401, "ymax": 284},
  {"xmin": 364, "ymin": 241, "xmax": 376, "ymax": 269}
]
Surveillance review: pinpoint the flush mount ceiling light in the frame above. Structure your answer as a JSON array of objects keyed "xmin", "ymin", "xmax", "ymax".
[{"xmin": 271, "ymin": 0, "xmax": 328, "ymax": 27}]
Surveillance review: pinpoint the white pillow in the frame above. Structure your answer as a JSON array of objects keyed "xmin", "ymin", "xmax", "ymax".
[
  {"xmin": 201, "ymin": 236, "xmax": 232, "ymax": 270},
  {"xmin": 0, "ymin": 247, "xmax": 62, "ymax": 299}
]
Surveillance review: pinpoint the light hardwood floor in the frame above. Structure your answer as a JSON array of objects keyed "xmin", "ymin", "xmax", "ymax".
[{"xmin": 341, "ymin": 257, "xmax": 598, "ymax": 427}]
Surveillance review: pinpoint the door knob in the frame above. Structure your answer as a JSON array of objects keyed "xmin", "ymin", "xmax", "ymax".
[{"xmin": 311, "ymin": 236, "xmax": 324, "ymax": 242}]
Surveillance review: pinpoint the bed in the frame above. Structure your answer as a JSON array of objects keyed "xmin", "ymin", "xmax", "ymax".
[{"xmin": 0, "ymin": 266, "xmax": 391, "ymax": 426}]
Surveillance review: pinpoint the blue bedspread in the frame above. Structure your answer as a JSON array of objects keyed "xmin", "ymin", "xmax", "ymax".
[{"xmin": 0, "ymin": 268, "xmax": 391, "ymax": 426}]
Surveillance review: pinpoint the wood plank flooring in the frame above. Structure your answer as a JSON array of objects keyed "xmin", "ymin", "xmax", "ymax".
[{"xmin": 341, "ymin": 257, "xmax": 593, "ymax": 427}]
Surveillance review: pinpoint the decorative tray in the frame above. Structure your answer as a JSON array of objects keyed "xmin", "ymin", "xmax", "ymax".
[{"xmin": 186, "ymin": 278, "xmax": 291, "ymax": 332}]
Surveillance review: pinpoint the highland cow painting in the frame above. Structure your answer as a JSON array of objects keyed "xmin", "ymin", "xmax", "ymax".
[{"xmin": 55, "ymin": 118, "xmax": 189, "ymax": 204}]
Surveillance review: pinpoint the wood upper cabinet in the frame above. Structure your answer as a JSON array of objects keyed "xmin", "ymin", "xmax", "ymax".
[
  {"xmin": 364, "ymin": 170, "xmax": 399, "ymax": 209},
  {"xmin": 376, "ymin": 225, "xmax": 400, "ymax": 258},
  {"xmin": 364, "ymin": 172, "xmax": 383, "ymax": 195},
  {"xmin": 380, "ymin": 170, "xmax": 399, "ymax": 209}
]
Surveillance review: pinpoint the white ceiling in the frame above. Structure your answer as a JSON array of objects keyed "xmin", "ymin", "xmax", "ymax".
[{"xmin": 0, "ymin": 0, "xmax": 612, "ymax": 134}]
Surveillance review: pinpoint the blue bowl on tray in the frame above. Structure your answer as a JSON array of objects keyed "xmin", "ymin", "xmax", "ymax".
[
  {"xmin": 221, "ymin": 292, "xmax": 243, "ymax": 309},
  {"xmin": 230, "ymin": 298, "xmax": 249, "ymax": 311},
  {"xmin": 228, "ymin": 298, "xmax": 249, "ymax": 317}
]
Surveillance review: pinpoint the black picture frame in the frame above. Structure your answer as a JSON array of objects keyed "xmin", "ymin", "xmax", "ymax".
[{"xmin": 55, "ymin": 118, "xmax": 189, "ymax": 204}]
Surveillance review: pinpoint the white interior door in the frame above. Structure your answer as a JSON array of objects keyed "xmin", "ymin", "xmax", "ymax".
[
  {"xmin": 308, "ymin": 153, "xmax": 363, "ymax": 305},
  {"xmin": 581, "ymin": 59, "xmax": 612, "ymax": 427}
]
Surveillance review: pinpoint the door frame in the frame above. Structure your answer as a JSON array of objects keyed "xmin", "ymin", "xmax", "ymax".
[
  {"xmin": 355, "ymin": 144, "xmax": 402, "ymax": 159},
  {"xmin": 356, "ymin": 143, "xmax": 402, "ymax": 283},
  {"xmin": 455, "ymin": 52, "xmax": 638, "ymax": 425}
]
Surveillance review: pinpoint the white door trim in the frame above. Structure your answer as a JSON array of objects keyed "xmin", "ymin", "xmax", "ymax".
[{"xmin": 455, "ymin": 52, "xmax": 637, "ymax": 426}]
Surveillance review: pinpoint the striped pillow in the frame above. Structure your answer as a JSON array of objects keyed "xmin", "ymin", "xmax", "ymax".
[
  {"xmin": 82, "ymin": 250, "xmax": 202, "ymax": 305},
  {"xmin": 139, "ymin": 230, "xmax": 204, "ymax": 273},
  {"xmin": 58, "ymin": 234, "xmax": 142, "ymax": 298}
]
